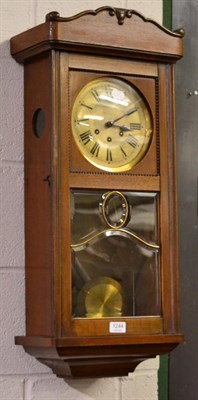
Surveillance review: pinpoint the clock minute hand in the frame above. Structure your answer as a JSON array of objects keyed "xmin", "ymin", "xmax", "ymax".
[{"xmin": 105, "ymin": 107, "xmax": 138, "ymax": 128}]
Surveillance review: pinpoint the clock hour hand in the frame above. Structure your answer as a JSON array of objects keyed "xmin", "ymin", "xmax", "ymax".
[
  {"xmin": 105, "ymin": 107, "xmax": 138, "ymax": 128},
  {"xmin": 112, "ymin": 124, "xmax": 131, "ymax": 132}
]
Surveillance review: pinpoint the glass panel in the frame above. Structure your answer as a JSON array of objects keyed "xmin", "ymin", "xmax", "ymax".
[{"xmin": 71, "ymin": 189, "xmax": 161, "ymax": 318}]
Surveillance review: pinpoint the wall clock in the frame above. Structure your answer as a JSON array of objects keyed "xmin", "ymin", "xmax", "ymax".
[{"xmin": 10, "ymin": 7, "xmax": 184, "ymax": 379}]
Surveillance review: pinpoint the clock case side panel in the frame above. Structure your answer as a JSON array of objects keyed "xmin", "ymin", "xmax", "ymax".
[
  {"xmin": 158, "ymin": 64, "xmax": 181, "ymax": 334},
  {"xmin": 19, "ymin": 51, "xmax": 62, "ymax": 338}
]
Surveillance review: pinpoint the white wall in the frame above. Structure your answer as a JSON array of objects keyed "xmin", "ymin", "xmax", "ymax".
[{"xmin": 0, "ymin": 1, "xmax": 162, "ymax": 399}]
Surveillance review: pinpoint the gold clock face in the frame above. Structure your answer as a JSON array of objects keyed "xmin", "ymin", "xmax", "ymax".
[{"xmin": 71, "ymin": 77, "xmax": 153, "ymax": 172}]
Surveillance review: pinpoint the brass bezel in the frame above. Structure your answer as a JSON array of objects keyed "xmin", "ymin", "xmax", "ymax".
[{"xmin": 101, "ymin": 190, "xmax": 129, "ymax": 229}]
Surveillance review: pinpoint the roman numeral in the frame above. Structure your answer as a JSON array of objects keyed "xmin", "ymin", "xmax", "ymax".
[
  {"xmin": 77, "ymin": 118, "xmax": 89, "ymax": 124},
  {"xmin": 90, "ymin": 142, "xmax": 100, "ymax": 157},
  {"xmin": 120, "ymin": 146, "xmax": 127, "ymax": 157},
  {"xmin": 91, "ymin": 89, "xmax": 100, "ymax": 102},
  {"xmin": 130, "ymin": 123, "xmax": 142, "ymax": 130},
  {"xmin": 106, "ymin": 148, "xmax": 113, "ymax": 162},
  {"xmin": 127, "ymin": 135, "xmax": 138, "ymax": 148},
  {"xmin": 80, "ymin": 131, "xmax": 91, "ymax": 145},
  {"xmin": 80, "ymin": 103, "xmax": 93, "ymax": 110},
  {"xmin": 105, "ymin": 85, "xmax": 113, "ymax": 98}
]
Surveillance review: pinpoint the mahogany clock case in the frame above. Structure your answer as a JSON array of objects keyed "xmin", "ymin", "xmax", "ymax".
[{"xmin": 10, "ymin": 7, "xmax": 184, "ymax": 378}]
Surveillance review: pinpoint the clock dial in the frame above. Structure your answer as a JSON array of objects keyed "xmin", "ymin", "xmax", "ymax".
[{"xmin": 71, "ymin": 77, "xmax": 153, "ymax": 172}]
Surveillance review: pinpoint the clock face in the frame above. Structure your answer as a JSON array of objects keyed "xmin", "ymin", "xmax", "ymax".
[{"xmin": 71, "ymin": 77, "xmax": 153, "ymax": 172}]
